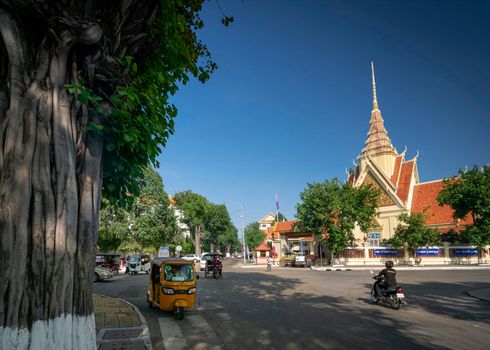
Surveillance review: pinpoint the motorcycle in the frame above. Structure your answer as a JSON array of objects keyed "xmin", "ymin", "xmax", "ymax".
[
  {"xmin": 212, "ymin": 265, "xmax": 222, "ymax": 280},
  {"xmin": 370, "ymin": 271, "xmax": 405, "ymax": 310}
]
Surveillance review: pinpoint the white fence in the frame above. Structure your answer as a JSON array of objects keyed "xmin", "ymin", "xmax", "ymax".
[{"xmin": 328, "ymin": 244, "xmax": 490, "ymax": 266}]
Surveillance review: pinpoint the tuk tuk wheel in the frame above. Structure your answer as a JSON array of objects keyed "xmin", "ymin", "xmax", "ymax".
[
  {"xmin": 175, "ymin": 307, "xmax": 184, "ymax": 320},
  {"xmin": 147, "ymin": 294, "xmax": 153, "ymax": 309}
]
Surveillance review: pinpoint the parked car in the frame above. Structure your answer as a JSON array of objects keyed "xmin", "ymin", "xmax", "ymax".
[
  {"xmin": 292, "ymin": 253, "xmax": 307, "ymax": 267},
  {"xmin": 94, "ymin": 266, "xmax": 114, "ymax": 282},
  {"xmin": 182, "ymin": 254, "xmax": 200, "ymax": 263}
]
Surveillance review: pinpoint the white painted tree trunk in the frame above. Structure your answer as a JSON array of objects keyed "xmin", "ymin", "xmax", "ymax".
[
  {"xmin": 0, "ymin": 6, "xmax": 103, "ymax": 350},
  {"xmin": 1, "ymin": 314, "xmax": 96, "ymax": 350}
]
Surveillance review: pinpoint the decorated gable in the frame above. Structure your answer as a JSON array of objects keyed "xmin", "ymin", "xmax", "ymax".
[
  {"xmin": 259, "ymin": 213, "xmax": 276, "ymax": 224},
  {"xmin": 362, "ymin": 171, "xmax": 396, "ymax": 207}
]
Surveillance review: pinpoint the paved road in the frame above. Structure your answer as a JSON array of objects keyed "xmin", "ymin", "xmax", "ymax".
[{"xmin": 94, "ymin": 262, "xmax": 490, "ymax": 350}]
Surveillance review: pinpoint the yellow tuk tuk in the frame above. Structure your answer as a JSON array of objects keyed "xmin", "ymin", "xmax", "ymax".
[{"xmin": 147, "ymin": 257, "xmax": 197, "ymax": 319}]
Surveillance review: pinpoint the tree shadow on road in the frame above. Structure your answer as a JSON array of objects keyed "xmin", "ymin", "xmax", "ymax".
[
  {"xmin": 206, "ymin": 270, "xmax": 490, "ymax": 350},
  {"xmin": 375, "ymin": 280, "xmax": 490, "ymax": 322}
]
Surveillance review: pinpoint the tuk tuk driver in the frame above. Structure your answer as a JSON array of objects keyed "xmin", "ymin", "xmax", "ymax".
[{"xmin": 165, "ymin": 265, "xmax": 179, "ymax": 281}]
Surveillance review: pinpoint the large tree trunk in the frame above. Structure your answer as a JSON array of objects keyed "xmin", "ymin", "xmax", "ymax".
[
  {"xmin": 0, "ymin": 6, "xmax": 103, "ymax": 349},
  {"xmin": 195, "ymin": 226, "xmax": 202, "ymax": 256}
]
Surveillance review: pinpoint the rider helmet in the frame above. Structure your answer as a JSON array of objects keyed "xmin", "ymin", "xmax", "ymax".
[{"xmin": 385, "ymin": 260, "xmax": 394, "ymax": 268}]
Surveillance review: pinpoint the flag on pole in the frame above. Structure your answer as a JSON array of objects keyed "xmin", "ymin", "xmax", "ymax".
[{"xmin": 275, "ymin": 194, "xmax": 279, "ymax": 210}]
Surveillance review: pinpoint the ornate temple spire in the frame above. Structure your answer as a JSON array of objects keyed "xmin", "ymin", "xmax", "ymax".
[
  {"xmin": 371, "ymin": 61, "xmax": 379, "ymax": 110},
  {"xmin": 361, "ymin": 62, "xmax": 397, "ymax": 158}
]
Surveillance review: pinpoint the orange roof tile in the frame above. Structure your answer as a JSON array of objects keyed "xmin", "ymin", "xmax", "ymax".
[
  {"xmin": 411, "ymin": 180, "xmax": 473, "ymax": 226},
  {"xmin": 390, "ymin": 155, "xmax": 403, "ymax": 186},
  {"xmin": 348, "ymin": 173, "xmax": 355, "ymax": 186},
  {"xmin": 396, "ymin": 161, "xmax": 414, "ymax": 203},
  {"xmin": 274, "ymin": 220, "xmax": 297, "ymax": 233},
  {"xmin": 255, "ymin": 243, "xmax": 271, "ymax": 251}
]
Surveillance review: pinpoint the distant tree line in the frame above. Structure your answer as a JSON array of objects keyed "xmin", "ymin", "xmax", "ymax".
[
  {"xmin": 98, "ymin": 171, "xmax": 241, "ymax": 256},
  {"xmin": 173, "ymin": 190, "xmax": 241, "ymax": 255}
]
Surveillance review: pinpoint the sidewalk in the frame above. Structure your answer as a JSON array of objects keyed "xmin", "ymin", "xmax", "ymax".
[
  {"xmin": 94, "ymin": 294, "xmax": 152, "ymax": 350},
  {"xmin": 310, "ymin": 264, "xmax": 490, "ymax": 271},
  {"xmin": 235, "ymin": 262, "xmax": 490, "ymax": 271}
]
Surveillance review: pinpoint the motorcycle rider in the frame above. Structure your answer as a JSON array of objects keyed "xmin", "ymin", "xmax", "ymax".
[
  {"xmin": 212, "ymin": 256, "xmax": 222, "ymax": 276},
  {"xmin": 373, "ymin": 260, "xmax": 397, "ymax": 299}
]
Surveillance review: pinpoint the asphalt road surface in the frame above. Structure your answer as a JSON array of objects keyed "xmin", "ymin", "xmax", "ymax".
[{"xmin": 94, "ymin": 261, "xmax": 490, "ymax": 350}]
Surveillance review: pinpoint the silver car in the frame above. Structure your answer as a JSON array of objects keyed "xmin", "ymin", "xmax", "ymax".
[
  {"xmin": 94, "ymin": 266, "xmax": 114, "ymax": 282},
  {"xmin": 182, "ymin": 254, "xmax": 200, "ymax": 263}
]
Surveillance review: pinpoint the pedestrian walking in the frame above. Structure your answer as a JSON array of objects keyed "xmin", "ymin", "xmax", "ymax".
[{"xmin": 266, "ymin": 255, "xmax": 272, "ymax": 271}]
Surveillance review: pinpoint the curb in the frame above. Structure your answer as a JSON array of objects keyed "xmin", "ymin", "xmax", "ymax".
[
  {"xmin": 234, "ymin": 264, "xmax": 291, "ymax": 269},
  {"xmin": 96, "ymin": 297, "xmax": 153, "ymax": 350},
  {"xmin": 118, "ymin": 297, "xmax": 153, "ymax": 350},
  {"xmin": 234, "ymin": 264, "xmax": 490, "ymax": 272}
]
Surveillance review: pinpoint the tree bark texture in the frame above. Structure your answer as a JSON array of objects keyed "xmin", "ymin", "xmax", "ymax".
[
  {"xmin": 0, "ymin": 1, "xmax": 159, "ymax": 348},
  {"xmin": 195, "ymin": 226, "xmax": 202, "ymax": 256}
]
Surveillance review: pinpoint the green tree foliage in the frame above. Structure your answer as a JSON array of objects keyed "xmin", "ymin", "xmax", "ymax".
[
  {"xmin": 173, "ymin": 190, "xmax": 208, "ymax": 247},
  {"xmin": 296, "ymin": 179, "xmax": 379, "ymax": 258},
  {"xmin": 391, "ymin": 212, "xmax": 441, "ymax": 260},
  {"xmin": 98, "ymin": 199, "xmax": 131, "ymax": 252},
  {"xmin": 204, "ymin": 204, "xmax": 233, "ymax": 251},
  {"xmin": 244, "ymin": 222, "xmax": 266, "ymax": 252},
  {"xmin": 99, "ymin": 167, "xmax": 181, "ymax": 253},
  {"xmin": 173, "ymin": 191, "xmax": 237, "ymax": 254},
  {"xmin": 180, "ymin": 237, "xmax": 196, "ymax": 255},
  {"xmin": 437, "ymin": 165, "xmax": 490, "ymax": 261},
  {"xmin": 219, "ymin": 226, "xmax": 241, "ymax": 255},
  {"xmin": 75, "ymin": 0, "xmax": 221, "ymax": 207},
  {"xmin": 130, "ymin": 167, "xmax": 181, "ymax": 252}
]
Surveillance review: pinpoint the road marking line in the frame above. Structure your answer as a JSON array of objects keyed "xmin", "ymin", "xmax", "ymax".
[
  {"xmin": 158, "ymin": 317, "xmax": 187, "ymax": 350},
  {"xmin": 188, "ymin": 314, "xmax": 224, "ymax": 347}
]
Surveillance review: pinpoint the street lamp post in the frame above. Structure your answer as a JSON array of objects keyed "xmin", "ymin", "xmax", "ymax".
[{"xmin": 225, "ymin": 201, "xmax": 246, "ymax": 264}]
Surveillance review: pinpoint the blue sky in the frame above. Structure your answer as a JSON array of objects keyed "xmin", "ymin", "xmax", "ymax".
[{"xmin": 157, "ymin": 0, "xmax": 490, "ymax": 231}]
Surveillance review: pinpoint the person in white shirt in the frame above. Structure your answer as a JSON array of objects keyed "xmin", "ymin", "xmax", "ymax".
[{"xmin": 266, "ymin": 255, "xmax": 272, "ymax": 271}]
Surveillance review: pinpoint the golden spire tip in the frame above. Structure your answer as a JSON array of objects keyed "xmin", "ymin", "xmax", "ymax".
[{"xmin": 371, "ymin": 61, "xmax": 379, "ymax": 110}]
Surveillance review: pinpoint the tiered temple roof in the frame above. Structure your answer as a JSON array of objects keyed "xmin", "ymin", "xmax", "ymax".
[{"xmin": 361, "ymin": 62, "xmax": 397, "ymax": 158}]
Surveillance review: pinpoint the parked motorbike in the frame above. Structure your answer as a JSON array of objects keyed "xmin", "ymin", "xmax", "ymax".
[{"xmin": 370, "ymin": 271, "xmax": 405, "ymax": 309}]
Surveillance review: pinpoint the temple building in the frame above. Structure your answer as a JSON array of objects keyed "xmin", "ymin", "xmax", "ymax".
[
  {"xmin": 349, "ymin": 63, "xmax": 472, "ymax": 246},
  {"xmin": 254, "ymin": 64, "xmax": 481, "ymax": 266}
]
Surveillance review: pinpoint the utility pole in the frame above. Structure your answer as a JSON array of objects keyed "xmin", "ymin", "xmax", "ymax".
[{"xmin": 241, "ymin": 210, "xmax": 246, "ymax": 264}]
